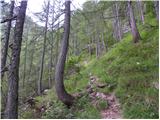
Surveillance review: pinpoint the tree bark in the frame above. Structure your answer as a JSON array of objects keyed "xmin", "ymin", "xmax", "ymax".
[
  {"xmin": 4, "ymin": 1, "xmax": 27, "ymax": 119},
  {"xmin": 154, "ymin": 1, "xmax": 159, "ymax": 21},
  {"xmin": 37, "ymin": 1, "xmax": 50, "ymax": 95},
  {"xmin": 1, "ymin": 0, "xmax": 14, "ymax": 78},
  {"xmin": 28, "ymin": 41, "xmax": 35, "ymax": 80},
  {"xmin": 128, "ymin": 1, "xmax": 141, "ymax": 43},
  {"xmin": 115, "ymin": 3, "xmax": 122, "ymax": 40},
  {"xmin": 96, "ymin": 33, "xmax": 100, "ymax": 58},
  {"xmin": 137, "ymin": 0, "xmax": 145, "ymax": 24},
  {"xmin": 49, "ymin": 21, "xmax": 54, "ymax": 88},
  {"xmin": 101, "ymin": 33, "xmax": 107, "ymax": 52},
  {"xmin": 112, "ymin": 3, "xmax": 122, "ymax": 41},
  {"xmin": 55, "ymin": 0, "xmax": 74, "ymax": 106},
  {"xmin": 22, "ymin": 26, "xmax": 29, "ymax": 88}
]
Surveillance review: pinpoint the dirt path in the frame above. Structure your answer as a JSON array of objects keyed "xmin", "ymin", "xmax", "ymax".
[
  {"xmin": 87, "ymin": 74, "xmax": 122, "ymax": 119},
  {"xmin": 100, "ymin": 92, "xmax": 122, "ymax": 119}
]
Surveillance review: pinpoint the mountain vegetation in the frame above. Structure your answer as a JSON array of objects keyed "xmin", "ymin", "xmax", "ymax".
[{"xmin": 0, "ymin": 0, "xmax": 159, "ymax": 119}]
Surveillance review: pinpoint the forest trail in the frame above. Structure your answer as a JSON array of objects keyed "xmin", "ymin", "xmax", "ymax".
[
  {"xmin": 100, "ymin": 93, "xmax": 122, "ymax": 119},
  {"xmin": 87, "ymin": 74, "xmax": 122, "ymax": 119}
]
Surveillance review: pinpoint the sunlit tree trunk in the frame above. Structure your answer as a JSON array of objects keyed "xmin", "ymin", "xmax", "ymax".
[
  {"xmin": 55, "ymin": 0, "xmax": 74, "ymax": 106},
  {"xmin": 4, "ymin": 1, "xmax": 27, "ymax": 118}
]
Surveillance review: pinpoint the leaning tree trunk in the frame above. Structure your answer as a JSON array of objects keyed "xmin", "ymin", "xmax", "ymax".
[
  {"xmin": 128, "ymin": 1, "xmax": 141, "ymax": 43},
  {"xmin": 55, "ymin": 0, "xmax": 74, "ymax": 106},
  {"xmin": 37, "ymin": 1, "xmax": 50, "ymax": 95},
  {"xmin": 1, "ymin": 0, "xmax": 14, "ymax": 78},
  {"xmin": 4, "ymin": 1, "xmax": 27, "ymax": 119}
]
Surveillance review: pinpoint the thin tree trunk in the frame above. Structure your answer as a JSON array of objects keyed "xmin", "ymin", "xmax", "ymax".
[
  {"xmin": 22, "ymin": 27, "xmax": 29, "ymax": 88},
  {"xmin": 4, "ymin": 1, "xmax": 27, "ymax": 118},
  {"xmin": 101, "ymin": 33, "xmax": 107, "ymax": 52},
  {"xmin": 73, "ymin": 34, "xmax": 77, "ymax": 56},
  {"xmin": 96, "ymin": 33, "xmax": 100, "ymax": 58},
  {"xmin": 37, "ymin": 1, "xmax": 50, "ymax": 95},
  {"xmin": 137, "ymin": 0, "xmax": 145, "ymax": 24},
  {"xmin": 49, "ymin": 33, "xmax": 54, "ymax": 88},
  {"xmin": 112, "ymin": 3, "xmax": 117, "ymax": 40},
  {"xmin": 28, "ymin": 41, "xmax": 35, "ymax": 80},
  {"xmin": 55, "ymin": 31, "xmax": 59, "ymax": 68},
  {"xmin": 55, "ymin": 0, "xmax": 74, "ymax": 106},
  {"xmin": 48, "ymin": 2, "xmax": 55, "ymax": 88},
  {"xmin": 128, "ymin": 1, "xmax": 141, "ymax": 43},
  {"xmin": 115, "ymin": 3, "xmax": 122, "ymax": 40},
  {"xmin": 89, "ymin": 36, "xmax": 92, "ymax": 57},
  {"xmin": 1, "ymin": 1, "xmax": 14, "ymax": 78},
  {"xmin": 54, "ymin": 21, "xmax": 60, "ymax": 69}
]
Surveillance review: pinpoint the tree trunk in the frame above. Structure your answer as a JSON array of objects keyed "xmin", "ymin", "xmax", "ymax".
[
  {"xmin": 28, "ymin": 40, "xmax": 35, "ymax": 80},
  {"xmin": 22, "ymin": 27, "xmax": 29, "ymax": 88},
  {"xmin": 37, "ymin": 1, "xmax": 50, "ymax": 95},
  {"xmin": 128, "ymin": 1, "xmax": 141, "ymax": 43},
  {"xmin": 137, "ymin": 0, "xmax": 145, "ymax": 24},
  {"xmin": 112, "ymin": 3, "xmax": 122, "ymax": 41},
  {"xmin": 154, "ymin": 1, "xmax": 159, "ymax": 21},
  {"xmin": 55, "ymin": 0, "xmax": 74, "ymax": 106},
  {"xmin": 49, "ymin": 32, "xmax": 54, "ymax": 88},
  {"xmin": 115, "ymin": 3, "xmax": 122, "ymax": 40},
  {"xmin": 48, "ymin": 2, "xmax": 55, "ymax": 88},
  {"xmin": 89, "ymin": 37, "xmax": 92, "ymax": 57},
  {"xmin": 101, "ymin": 33, "xmax": 107, "ymax": 52},
  {"xmin": 96, "ymin": 33, "xmax": 100, "ymax": 58},
  {"xmin": 1, "ymin": 1, "xmax": 14, "ymax": 78},
  {"xmin": 4, "ymin": 1, "xmax": 27, "ymax": 119}
]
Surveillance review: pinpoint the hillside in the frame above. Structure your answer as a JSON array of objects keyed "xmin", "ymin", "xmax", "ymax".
[
  {"xmin": 20, "ymin": 16, "xmax": 159, "ymax": 119},
  {"xmin": 1, "ymin": 1, "xmax": 159, "ymax": 119}
]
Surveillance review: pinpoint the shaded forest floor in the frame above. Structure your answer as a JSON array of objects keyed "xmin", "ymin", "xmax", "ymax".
[{"xmin": 19, "ymin": 16, "xmax": 159, "ymax": 119}]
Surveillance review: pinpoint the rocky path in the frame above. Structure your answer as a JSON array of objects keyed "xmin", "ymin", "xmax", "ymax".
[
  {"xmin": 100, "ymin": 92, "xmax": 122, "ymax": 119},
  {"xmin": 87, "ymin": 74, "xmax": 122, "ymax": 119}
]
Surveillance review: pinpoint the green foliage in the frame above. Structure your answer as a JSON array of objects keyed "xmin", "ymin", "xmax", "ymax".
[
  {"xmin": 41, "ymin": 91, "xmax": 100, "ymax": 119},
  {"xmin": 65, "ymin": 56, "xmax": 82, "ymax": 76},
  {"xmin": 5, "ymin": 1, "xmax": 158, "ymax": 119},
  {"xmin": 19, "ymin": 108, "xmax": 35, "ymax": 119},
  {"xmin": 73, "ymin": 95, "xmax": 100, "ymax": 119},
  {"xmin": 42, "ymin": 100, "xmax": 75, "ymax": 119},
  {"xmin": 96, "ymin": 99, "xmax": 108, "ymax": 110},
  {"xmin": 83, "ymin": 25, "xmax": 158, "ymax": 118}
]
